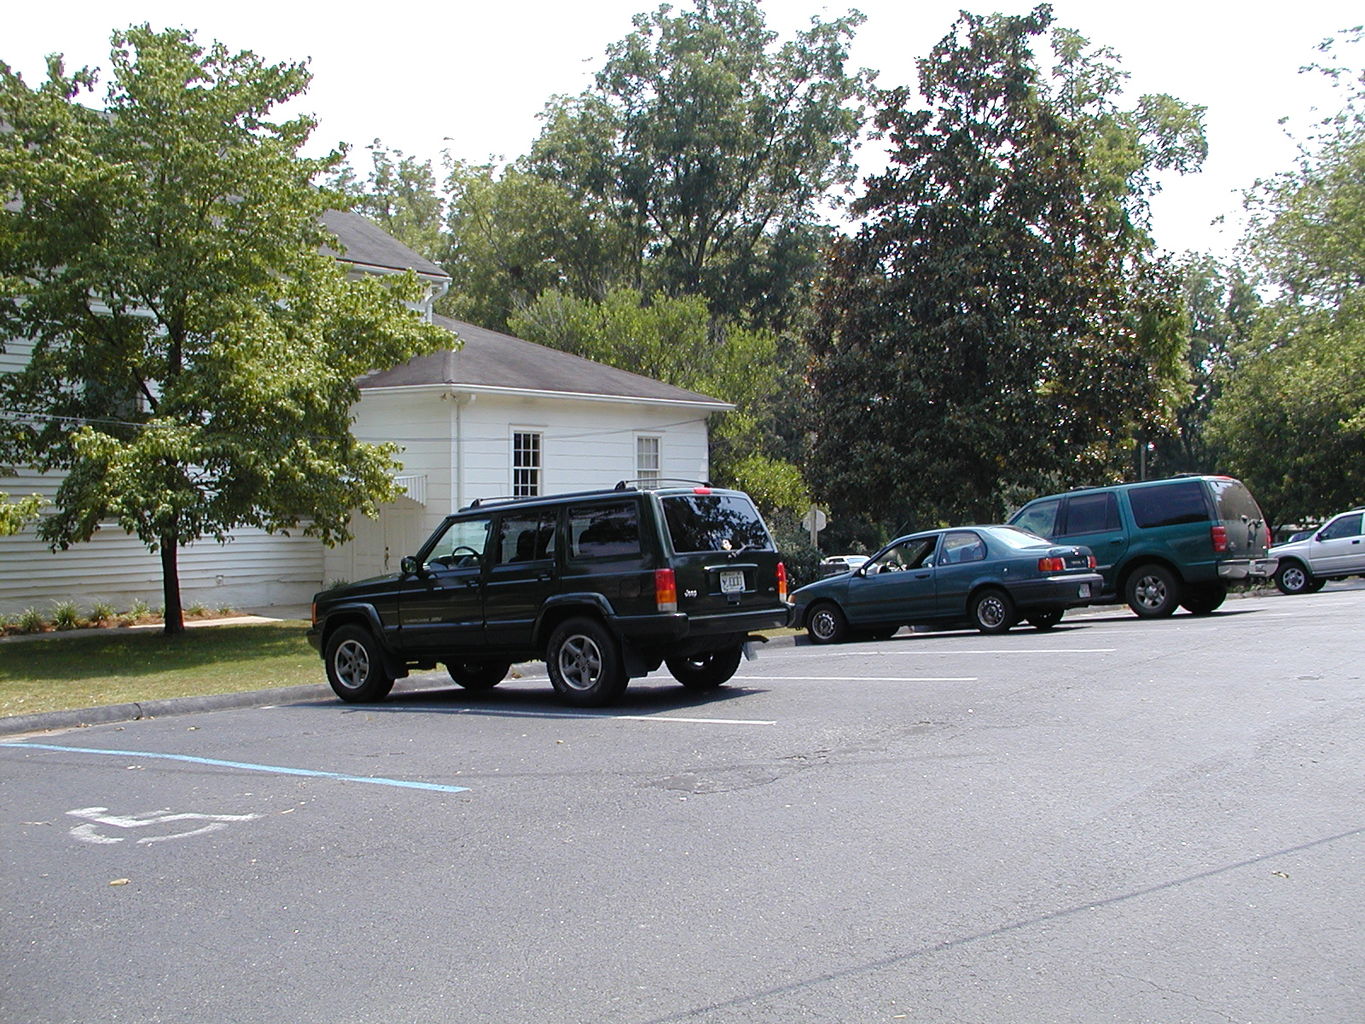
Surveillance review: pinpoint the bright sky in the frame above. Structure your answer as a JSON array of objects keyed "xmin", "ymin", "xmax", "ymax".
[{"xmin": 4, "ymin": 0, "xmax": 1361, "ymax": 257}]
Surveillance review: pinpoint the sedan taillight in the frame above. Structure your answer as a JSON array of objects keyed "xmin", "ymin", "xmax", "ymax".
[
  {"xmin": 1038, "ymin": 557, "xmax": 1066, "ymax": 573},
  {"xmin": 655, "ymin": 569, "xmax": 678, "ymax": 612}
]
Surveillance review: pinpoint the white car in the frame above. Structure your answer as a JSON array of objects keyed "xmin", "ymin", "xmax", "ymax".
[
  {"xmin": 818, "ymin": 554, "xmax": 869, "ymax": 577},
  {"xmin": 1270, "ymin": 508, "xmax": 1365, "ymax": 594}
]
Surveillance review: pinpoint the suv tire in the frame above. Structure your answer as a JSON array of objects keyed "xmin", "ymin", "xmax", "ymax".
[
  {"xmin": 665, "ymin": 646, "xmax": 743, "ymax": 690},
  {"xmin": 447, "ymin": 660, "xmax": 511, "ymax": 690},
  {"xmin": 546, "ymin": 617, "xmax": 628, "ymax": 707},
  {"xmin": 1274, "ymin": 560, "xmax": 1314, "ymax": 595},
  {"xmin": 1126, "ymin": 564, "xmax": 1180, "ymax": 618},
  {"xmin": 325, "ymin": 625, "xmax": 395, "ymax": 703}
]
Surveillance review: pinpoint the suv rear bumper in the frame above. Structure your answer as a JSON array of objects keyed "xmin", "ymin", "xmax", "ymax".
[{"xmin": 1220, "ymin": 558, "xmax": 1278, "ymax": 580}]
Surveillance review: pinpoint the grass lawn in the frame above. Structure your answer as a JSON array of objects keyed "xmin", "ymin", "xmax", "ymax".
[{"xmin": 0, "ymin": 621, "xmax": 320, "ymax": 719}]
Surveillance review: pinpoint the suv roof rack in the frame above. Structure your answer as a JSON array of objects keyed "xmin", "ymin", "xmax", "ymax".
[
  {"xmin": 460, "ymin": 486, "xmax": 623, "ymax": 512},
  {"xmin": 614, "ymin": 478, "xmax": 713, "ymax": 491}
]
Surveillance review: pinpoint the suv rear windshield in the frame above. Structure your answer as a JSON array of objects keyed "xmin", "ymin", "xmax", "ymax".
[
  {"xmin": 1208, "ymin": 478, "xmax": 1263, "ymax": 522},
  {"xmin": 1129, "ymin": 481, "xmax": 1210, "ymax": 529},
  {"xmin": 661, "ymin": 493, "xmax": 773, "ymax": 554}
]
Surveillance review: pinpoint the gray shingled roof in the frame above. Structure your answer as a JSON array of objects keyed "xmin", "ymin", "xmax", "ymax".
[
  {"xmin": 321, "ymin": 209, "xmax": 448, "ymax": 279},
  {"xmin": 359, "ymin": 315, "xmax": 731, "ymax": 409}
]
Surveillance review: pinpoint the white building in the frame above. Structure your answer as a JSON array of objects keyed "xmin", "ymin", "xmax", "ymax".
[{"xmin": 0, "ymin": 212, "xmax": 728, "ymax": 615}]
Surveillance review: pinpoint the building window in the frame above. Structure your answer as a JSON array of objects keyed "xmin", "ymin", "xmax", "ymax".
[
  {"xmin": 512, "ymin": 431, "xmax": 541, "ymax": 497},
  {"xmin": 636, "ymin": 435, "xmax": 660, "ymax": 486}
]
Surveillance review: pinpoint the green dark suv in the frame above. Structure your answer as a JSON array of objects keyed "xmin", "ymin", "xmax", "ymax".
[
  {"xmin": 307, "ymin": 484, "xmax": 788, "ymax": 707},
  {"xmin": 1008, "ymin": 475, "xmax": 1277, "ymax": 618}
]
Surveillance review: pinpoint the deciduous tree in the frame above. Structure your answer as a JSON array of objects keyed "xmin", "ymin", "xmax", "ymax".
[
  {"xmin": 0, "ymin": 27, "xmax": 448, "ymax": 631},
  {"xmin": 1208, "ymin": 29, "xmax": 1365, "ymax": 523},
  {"xmin": 807, "ymin": 5, "xmax": 1203, "ymax": 528}
]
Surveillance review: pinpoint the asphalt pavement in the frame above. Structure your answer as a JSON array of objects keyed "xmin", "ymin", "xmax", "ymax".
[{"xmin": 2, "ymin": 586, "xmax": 1363, "ymax": 1023}]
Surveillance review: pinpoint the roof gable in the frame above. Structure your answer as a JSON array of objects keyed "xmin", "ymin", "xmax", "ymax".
[{"xmin": 320, "ymin": 209, "xmax": 448, "ymax": 280}]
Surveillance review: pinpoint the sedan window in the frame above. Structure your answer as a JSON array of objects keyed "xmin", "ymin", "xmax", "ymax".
[
  {"xmin": 941, "ymin": 531, "xmax": 987, "ymax": 564},
  {"xmin": 869, "ymin": 537, "xmax": 936, "ymax": 573},
  {"xmin": 1319, "ymin": 513, "xmax": 1363, "ymax": 541}
]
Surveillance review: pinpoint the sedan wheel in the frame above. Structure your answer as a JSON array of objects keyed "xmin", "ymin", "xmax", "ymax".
[
  {"xmin": 1274, "ymin": 561, "xmax": 1313, "ymax": 595},
  {"xmin": 970, "ymin": 589, "xmax": 1016, "ymax": 634},
  {"xmin": 806, "ymin": 603, "xmax": 849, "ymax": 644},
  {"xmin": 1027, "ymin": 609, "xmax": 1063, "ymax": 631}
]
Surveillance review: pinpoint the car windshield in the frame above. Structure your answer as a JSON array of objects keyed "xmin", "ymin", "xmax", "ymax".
[
  {"xmin": 661, "ymin": 493, "xmax": 773, "ymax": 554},
  {"xmin": 982, "ymin": 526, "xmax": 1051, "ymax": 550}
]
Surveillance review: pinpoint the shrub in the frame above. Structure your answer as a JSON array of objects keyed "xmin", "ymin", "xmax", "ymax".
[
  {"xmin": 186, "ymin": 602, "xmax": 208, "ymax": 618},
  {"xmin": 18, "ymin": 607, "xmax": 46, "ymax": 633},
  {"xmin": 89, "ymin": 601, "xmax": 116, "ymax": 625},
  {"xmin": 51, "ymin": 601, "xmax": 81, "ymax": 630}
]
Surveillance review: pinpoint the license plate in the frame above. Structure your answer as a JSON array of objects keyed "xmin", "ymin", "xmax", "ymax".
[
  {"xmin": 1078, "ymin": 584, "xmax": 1091, "ymax": 598},
  {"xmin": 720, "ymin": 570, "xmax": 745, "ymax": 594}
]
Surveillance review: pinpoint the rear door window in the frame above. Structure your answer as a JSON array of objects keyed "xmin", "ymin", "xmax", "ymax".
[
  {"xmin": 1129, "ymin": 481, "xmax": 1210, "ymax": 529},
  {"xmin": 661, "ymin": 493, "xmax": 773, "ymax": 554},
  {"xmin": 568, "ymin": 502, "xmax": 641, "ymax": 560},
  {"xmin": 1062, "ymin": 493, "xmax": 1120, "ymax": 535}
]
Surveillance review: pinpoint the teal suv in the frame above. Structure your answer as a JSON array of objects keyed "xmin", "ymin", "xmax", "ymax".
[
  {"xmin": 308, "ymin": 484, "xmax": 788, "ymax": 707},
  {"xmin": 1008, "ymin": 475, "xmax": 1276, "ymax": 618}
]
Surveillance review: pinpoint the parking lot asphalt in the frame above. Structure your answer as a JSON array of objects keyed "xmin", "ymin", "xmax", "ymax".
[
  {"xmin": 0, "ymin": 588, "xmax": 1297, "ymax": 738},
  {"xmin": 3, "ymin": 585, "xmax": 1362, "ymax": 1024}
]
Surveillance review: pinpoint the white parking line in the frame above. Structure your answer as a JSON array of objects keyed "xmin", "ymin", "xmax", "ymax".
[
  {"xmin": 766, "ymin": 648, "xmax": 1115, "ymax": 657},
  {"xmin": 738, "ymin": 675, "xmax": 977, "ymax": 683}
]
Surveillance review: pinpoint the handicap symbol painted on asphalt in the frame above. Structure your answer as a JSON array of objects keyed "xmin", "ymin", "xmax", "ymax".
[{"xmin": 66, "ymin": 806, "xmax": 262, "ymax": 845}]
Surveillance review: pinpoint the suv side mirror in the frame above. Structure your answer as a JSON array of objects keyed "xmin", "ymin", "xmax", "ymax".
[{"xmin": 400, "ymin": 555, "xmax": 420, "ymax": 576}]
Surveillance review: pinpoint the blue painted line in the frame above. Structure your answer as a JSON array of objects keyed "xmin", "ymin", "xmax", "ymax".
[{"xmin": 0, "ymin": 742, "xmax": 469, "ymax": 794}]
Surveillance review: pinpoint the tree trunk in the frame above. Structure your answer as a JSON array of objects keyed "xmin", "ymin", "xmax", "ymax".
[{"xmin": 160, "ymin": 527, "xmax": 185, "ymax": 636}]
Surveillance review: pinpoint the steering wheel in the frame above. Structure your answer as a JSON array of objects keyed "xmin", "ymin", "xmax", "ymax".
[{"xmin": 434, "ymin": 545, "xmax": 481, "ymax": 569}]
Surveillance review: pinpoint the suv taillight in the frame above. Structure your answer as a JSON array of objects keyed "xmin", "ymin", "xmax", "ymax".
[
  {"xmin": 1038, "ymin": 557, "xmax": 1065, "ymax": 573},
  {"xmin": 1264, "ymin": 526, "xmax": 1273, "ymax": 550},
  {"xmin": 310, "ymin": 602, "xmax": 317, "ymax": 626},
  {"xmin": 1087, "ymin": 555, "xmax": 1097, "ymax": 569},
  {"xmin": 655, "ymin": 569, "xmax": 678, "ymax": 612},
  {"xmin": 1211, "ymin": 525, "xmax": 1229, "ymax": 553},
  {"xmin": 777, "ymin": 561, "xmax": 788, "ymax": 601}
]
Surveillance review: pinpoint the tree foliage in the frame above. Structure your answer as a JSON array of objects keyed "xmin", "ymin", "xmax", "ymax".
[
  {"xmin": 507, "ymin": 288, "xmax": 808, "ymax": 512},
  {"xmin": 498, "ymin": 0, "xmax": 872, "ymax": 331},
  {"xmin": 330, "ymin": 141, "xmax": 445, "ymax": 261},
  {"xmin": 0, "ymin": 26, "xmax": 448, "ymax": 631},
  {"xmin": 1208, "ymin": 29, "xmax": 1365, "ymax": 523},
  {"xmin": 806, "ymin": 4, "xmax": 1204, "ymax": 529},
  {"xmin": 0, "ymin": 493, "xmax": 43, "ymax": 536}
]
